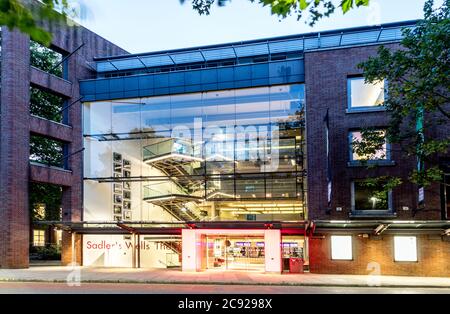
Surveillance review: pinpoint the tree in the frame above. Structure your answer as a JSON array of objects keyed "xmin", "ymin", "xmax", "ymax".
[
  {"xmin": 0, "ymin": 0, "xmax": 76, "ymax": 46},
  {"xmin": 353, "ymin": 0, "xmax": 449, "ymax": 191},
  {"xmin": 180, "ymin": 0, "xmax": 370, "ymax": 26}
]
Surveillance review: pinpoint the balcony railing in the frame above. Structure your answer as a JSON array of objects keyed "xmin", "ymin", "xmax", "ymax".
[{"xmin": 143, "ymin": 138, "xmax": 202, "ymax": 162}]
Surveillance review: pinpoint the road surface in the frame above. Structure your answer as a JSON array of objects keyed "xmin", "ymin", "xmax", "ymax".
[{"xmin": 0, "ymin": 282, "xmax": 448, "ymax": 294}]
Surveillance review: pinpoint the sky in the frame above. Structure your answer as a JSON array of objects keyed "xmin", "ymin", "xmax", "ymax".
[{"xmin": 75, "ymin": 0, "xmax": 438, "ymax": 54}]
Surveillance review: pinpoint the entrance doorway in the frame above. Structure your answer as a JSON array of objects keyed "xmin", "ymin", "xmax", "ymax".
[
  {"xmin": 206, "ymin": 235, "xmax": 265, "ymax": 271},
  {"xmin": 182, "ymin": 229, "xmax": 282, "ymax": 273}
]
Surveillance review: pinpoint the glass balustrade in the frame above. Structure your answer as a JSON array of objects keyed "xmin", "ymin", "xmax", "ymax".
[{"xmin": 143, "ymin": 138, "xmax": 200, "ymax": 161}]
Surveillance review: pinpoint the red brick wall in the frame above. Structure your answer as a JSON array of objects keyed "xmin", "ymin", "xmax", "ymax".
[
  {"xmin": 61, "ymin": 232, "xmax": 82, "ymax": 266},
  {"xmin": 0, "ymin": 18, "xmax": 127, "ymax": 268},
  {"xmin": 0, "ymin": 30, "xmax": 31, "ymax": 268},
  {"xmin": 304, "ymin": 44, "xmax": 443, "ymax": 220},
  {"xmin": 309, "ymin": 234, "xmax": 450, "ymax": 277}
]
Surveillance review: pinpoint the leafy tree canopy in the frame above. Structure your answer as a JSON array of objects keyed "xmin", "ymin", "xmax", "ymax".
[
  {"xmin": 180, "ymin": 0, "xmax": 370, "ymax": 26},
  {"xmin": 0, "ymin": 0, "xmax": 76, "ymax": 46},
  {"xmin": 1, "ymin": 0, "xmax": 369, "ymax": 45},
  {"xmin": 354, "ymin": 0, "xmax": 450, "ymax": 189}
]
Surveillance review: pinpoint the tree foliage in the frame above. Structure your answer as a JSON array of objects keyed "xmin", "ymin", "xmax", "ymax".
[
  {"xmin": 30, "ymin": 40, "xmax": 63, "ymax": 76},
  {"xmin": 30, "ymin": 134, "xmax": 64, "ymax": 168},
  {"xmin": 355, "ymin": 0, "xmax": 450, "ymax": 189},
  {"xmin": 28, "ymin": 37, "xmax": 65, "ymax": 226},
  {"xmin": 0, "ymin": 0, "xmax": 369, "ymax": 46},
  {"xmin": 180, "ymin": 0, "xmax": 370, "ymax": 25},
  {"xmin": 30, "ymin": 86, "xmax": 64, "ymax": 122},
  {"xmin": 0, "ymin": 0, "xmax": 75, "ymax": 46},
  {"xmin": 29, "ymin": 182, "xmax": 62, "ymax": 221}
]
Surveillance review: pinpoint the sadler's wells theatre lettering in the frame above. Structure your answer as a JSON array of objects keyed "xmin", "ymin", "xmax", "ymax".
[{"xmin": 86, "ymin": 240, "xmax": 151, "ymax": 250}]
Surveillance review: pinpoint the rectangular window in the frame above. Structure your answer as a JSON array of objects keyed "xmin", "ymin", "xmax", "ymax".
[
  {"xmin": 331, "ymin": 235, "xmax": 352, "ymax": 260},
  {"xmin": 30, "ymin": 135, "xmax": 67, "ymax": 169},
  {"xmin": 352, "ymin": 181, "xmax": 391, "ymax": 211},
  {"xmin": 348, "ymin": 77, "xmax": 385, "ymax": 111},
  {"xmin": 443, "ymin": 173, "xmax": 450, "ymax": 219},
  {"xmin": 394, "ymin": 236, "xmax": 418, "ymax": 262},
  {"xmin": 33, "ymin": 229, "xmax": 45, "ymax": 247},
  {"xmin": 30, "ymin": 41, "xmax": 65, "ymax": 78},
  {"xmin": 349, "ymin": 130, "xmax": 389, "ymax": 162},
  {"xmin": 30, "ymin": 86, "xmax": 67, "ymax": 123}
]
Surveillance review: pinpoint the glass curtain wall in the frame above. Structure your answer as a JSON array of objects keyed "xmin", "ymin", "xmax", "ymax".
[{"xmin": 83, "ymin": 84, "xmax": 305, "ymax": 222}]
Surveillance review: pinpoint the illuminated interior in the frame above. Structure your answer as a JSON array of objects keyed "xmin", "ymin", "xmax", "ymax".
[{"xmin": 83, "ymin": 84, "xmax": 306, "ymax": 223}]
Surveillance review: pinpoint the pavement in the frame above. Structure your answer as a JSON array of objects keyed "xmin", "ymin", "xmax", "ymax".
[{"xmin": 0, "ymin": 266, "xmax": 449, "ymax": 288}]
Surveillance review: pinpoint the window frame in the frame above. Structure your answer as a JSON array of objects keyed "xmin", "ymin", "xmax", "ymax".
[
  {"xmin": 347, "ymin": 76, "xmax": 387, "ymax": 112},
  {"xmin": 33, "ymin": 229, "xmax": 45, "ymax": 247},
  {"xmin": 351, "ymin": 180, "xmax": 393, "ymax": 214}
]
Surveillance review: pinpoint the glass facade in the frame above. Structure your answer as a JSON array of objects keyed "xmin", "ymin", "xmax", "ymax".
[{"xmin": 83, "ymin": 84, "xmax": 306, "ymax": 222}]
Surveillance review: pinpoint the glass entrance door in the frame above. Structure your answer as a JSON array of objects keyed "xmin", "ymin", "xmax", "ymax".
[{"xmin": 206, "ymin": 235, "xmax": 265, "ymax": 271}]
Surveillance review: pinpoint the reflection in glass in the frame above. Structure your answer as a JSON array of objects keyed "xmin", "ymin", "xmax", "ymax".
[
  {"xmin": 350, "ymin": 130, "xmax": 388, "ymax": 161},
  {"xmin": 349, "ymin": 78, "xmax": 385, "ymax": 109},
  {"xmin": 353, "ymin": 181, "xmax": 389, "ymax": 211},
  {"xmin": 83, "ymin": 85, "xmax": 306, "ymax": 222}
]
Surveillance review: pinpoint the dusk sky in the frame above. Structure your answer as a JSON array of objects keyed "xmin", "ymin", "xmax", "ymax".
[{"xmin": 77, "ymin": 0, "xmax": 439, "ymax": 54}]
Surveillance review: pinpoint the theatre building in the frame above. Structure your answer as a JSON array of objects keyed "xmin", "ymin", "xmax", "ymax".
[{"xmin": 0, "ymin": 16, "xmax": 449, "ymax": 276}]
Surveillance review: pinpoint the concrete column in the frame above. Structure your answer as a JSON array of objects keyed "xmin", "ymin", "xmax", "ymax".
[
  {"xmin": 264, "ymin": 229, "xmax": 282, "ymax": 273},
  {"xmin": 0, "ymin": 29, "xmax": 30, "ymax": 269}
]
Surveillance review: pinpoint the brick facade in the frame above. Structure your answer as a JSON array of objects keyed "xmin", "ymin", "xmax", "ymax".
[
  {"xmin": 0, "ymin": 30, "xmax": 31, "ymax": 268},
  {"xmin": 1, "ymin": 17, "xmax": 448, "ymax": 276},
  {"xmin": 304, "ymin": 44, "xmax": 449, "ymax": 277},
  {"xmin": 305, "ymin": 44, "xmax": 443, "ymax": 221},
  {"xmin": 0, "ymin": 19, "xmax": 126, "ymax": 268},
  {"xmin": 309, "ymin": 234, "xmax": 450, "ymax": 277}
]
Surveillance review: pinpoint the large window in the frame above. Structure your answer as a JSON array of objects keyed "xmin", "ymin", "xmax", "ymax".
[
  {"xmin": 33, "ymin": 229, "xmax": 45, "ymax": 247},
  {"xmin": 348, "ymin": 77, "xmax": 385, "ymax": 111},
  {"xmin": 351, "ymin": 181, "xmax": 391, "ymax": 212},
  {"xmin": 349, "ymin": 130, "xmax": 389, "ymax": 162},
  {"xmin": 331, "ymin": 235, "xmax": 353, "ymax": 260},
  {"xmin": 394, "ymin": 236, "xmax": 418, "ymax": 262},
  {"xmin": 83, "ymin": 85, "xmax": 306, "ymax": 222}
]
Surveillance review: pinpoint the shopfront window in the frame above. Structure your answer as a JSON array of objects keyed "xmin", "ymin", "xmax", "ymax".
[{"xmin": 206, "ymin": 236, "xmax": 265, "ymax": 271}]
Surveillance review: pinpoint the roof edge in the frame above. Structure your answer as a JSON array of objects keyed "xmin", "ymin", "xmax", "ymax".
[{"xmin": 94, "ymin": 20, "xmax": 419, "ymax": 62}]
